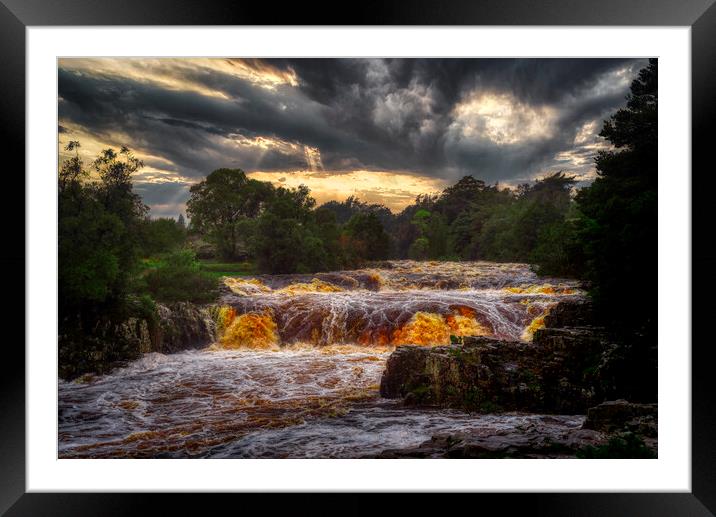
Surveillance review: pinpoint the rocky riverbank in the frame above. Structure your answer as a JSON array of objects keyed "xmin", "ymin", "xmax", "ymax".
[
  {"xmin": 380, "ymin": 300, "xmax": 613, "ymax": 413},
  {"xmin": 375, "ymin": 414, "xmax": 606, "ymax": 458},
  {"xmin": 153, "ymin": 302, "xmax": 216, "ymax": 353},
  {"xmin": 59, "ymin": 301, "xmax": 217, "ymax": 379},
  {"xmin": 372, "ymin": 399, "xmax": 657, "ymax": 458},
  {"xmin": 377, "ymin": 299, "xmax": 657, "ymax": 457}
]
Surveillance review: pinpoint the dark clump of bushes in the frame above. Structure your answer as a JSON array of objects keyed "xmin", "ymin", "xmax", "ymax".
[
  {"xmin": 144, "ymin": 249, "xmax": 219, "ymax": 304},
  {"xmin": 576, "ymin": 433, "xmax": 656, "ymax": 459}
]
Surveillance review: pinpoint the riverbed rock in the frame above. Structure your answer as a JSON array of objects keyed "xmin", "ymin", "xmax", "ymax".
[
  {"xmin": 154, "ymin": 302, "xmax": 217, "ymax": 353},
  {"xmin": 59, "ymin": 315, "xmax": 153, "ymax": 379},
  {"xmin": 380, "ymin": 337, "xmax": 541, "ymax": 411},
  {"xmin": 117, "ymin": 317, "xmax": 153, "ymax": 354},
  {"xmin": 375, "ymin": 415, "xmax": 607, "ymax": 458},
  {"xmin": 379, "ymin": 300, "xmax": 616, "ymax": 414},
  {"xmin": 59, "ymin": 301, "xmax": 220, "ymax": 379},
  {"xmin": 583, "ymin": 399, "xmax": 658, "ymax": 437},
  {"xmin": 543, "ymin": 298, "xmax": 595, "ymax": 328}
]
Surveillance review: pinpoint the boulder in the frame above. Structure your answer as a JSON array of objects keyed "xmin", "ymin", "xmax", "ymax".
[
  {"xmin": 543, "ymin": 298, "xmax": 595, "ymax": 328},
  {"xmin": 154, "ymin": 302, "xmax": 217, "ymax": 353},
  {"xmin": 59, "ymin": 316, "xmax": 152, "ymax": 379},
  {"xmin": 59, "ymin": 301, "xmax": 219, "ymax": 380},
  {"xmin": 379, "ymin": 300, "xmax": 616, "ymax": 414},
  {"xmin": 583, "ymin": 399, "xmax": 658, "ymax": 437},
  {"xmin": 380, "ymin": 337, "xmax": 545, "ymax": 412},
  {"xmin": 117, "ymin": 317, "xmax": 153, "ymax": 354},
  {"xmin": 375, "ymin": 415, "xmax": 607, "ymax": 459}
]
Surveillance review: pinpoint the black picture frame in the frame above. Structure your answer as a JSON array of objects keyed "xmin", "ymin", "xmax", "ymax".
[{"xmin": 2, "ymin": 0, "xmax": 713, "ymax": 514}]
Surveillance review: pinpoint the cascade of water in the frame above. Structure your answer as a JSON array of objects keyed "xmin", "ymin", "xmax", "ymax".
[
  {"xmin": 219, "ymin": 260, "xmax": 581, "ymax": 347},
  {"xmin": 58, "ymin": 261, "xmax": 585, "ymax": 458}
]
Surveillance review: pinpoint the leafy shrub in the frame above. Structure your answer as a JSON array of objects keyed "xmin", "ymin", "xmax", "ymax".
[
  {"xmin": 141, "ymin": 217, "xmax": 187, "ymax": 255},
  {"xmin": 144, "ymin": 250, "xmax": 219, "ymax": 303},
  {"xmin": 576, "ymin": 433, "xmax": 655, "ymax": 459}
]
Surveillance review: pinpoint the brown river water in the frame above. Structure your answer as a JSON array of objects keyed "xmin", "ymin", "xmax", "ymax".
[{"xmin": 58, "ymin": 261, "xmax": 584, "ymax": 458}]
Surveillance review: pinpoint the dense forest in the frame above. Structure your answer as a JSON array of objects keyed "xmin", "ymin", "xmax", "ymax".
[
  {"xmin": 130, "ymin": 167, "xmax": 577, "ymax": 276},
  {"xmin": 59, "ymin": 59, "xmax": 657, "ymax": 392}
]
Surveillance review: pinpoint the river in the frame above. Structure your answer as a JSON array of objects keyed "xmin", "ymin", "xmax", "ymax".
[{"xmin": 59, "ymin": 260, "xmax": 584, "ymax": 458}]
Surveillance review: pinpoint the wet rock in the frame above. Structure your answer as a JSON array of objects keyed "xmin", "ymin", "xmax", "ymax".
[
  {"xmin": 351, "ymin": 272, "xmax": 383, "ymax": 291},
  {"xmin": 543, "ymin": 298, "xmax": 595, "ymax": 328},
  {"xmin": 315, "ymin": 272, "xmax": 360, "ymax": 290},
  {"xmin": 59, "ymin": 316, "xmax": 151, "ymax": 379},
  {"xmin": 583, "ymin": 399, "xmax": 658, "ymax": 437},
  {"xmin": 376, "ymin": 414, "xmax": 607, "ymax": 458},
  {"xmin": 380, "ymin": 337, "xmax": 546, "ymax": 411},
  {"xmin": 59, "ymin": 301, "xmax": 221, "ymax": 379},
  {"xmin": 380, "ymin": 303, "xmax": 616, "ymax": 414},
  {"xmin": 154, "ymin": 302, "xmax": 217, "ymax": 353},
  {"xmin": 117, "ymin": 317, "xmax": 152, "ymax": 354}
]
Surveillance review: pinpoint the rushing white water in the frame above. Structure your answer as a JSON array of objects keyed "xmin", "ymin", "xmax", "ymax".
[
  {"xmin": 208, "ymin": 404, "xmax": 586, "ymax": 459},
  {"xmin": 220, "ymin": 260, "xmax": 582, "ymax": 346},
  {"xmin": 58, "ymin": 261, "xmax": 584, "ymax": 458},
  {"xmin": 59, "ymin": 347, "xmax": 389, "ymax": 458}
]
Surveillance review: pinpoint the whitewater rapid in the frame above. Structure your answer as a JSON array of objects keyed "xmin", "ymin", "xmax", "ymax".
[{"xmin": 58, "ymin": 261, "xmax": 584, "ymax": 458}]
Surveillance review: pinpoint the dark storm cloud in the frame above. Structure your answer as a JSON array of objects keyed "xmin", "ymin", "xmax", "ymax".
[
  {"xmin": 58, "ymin": 57, "xmax": 648, "ymax": 214},
  {"xmin": 270, "ymin": 58, "xmax": 644, "ymax": 175},
  {"xmin": 57, "ymin": 66, "xmax": 340, "ymax": 177}
]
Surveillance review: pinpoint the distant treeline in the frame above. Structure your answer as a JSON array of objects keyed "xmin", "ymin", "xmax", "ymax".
[{"xmin": 187, "ymin": 169, "xmax": 580, "ymax": 274}]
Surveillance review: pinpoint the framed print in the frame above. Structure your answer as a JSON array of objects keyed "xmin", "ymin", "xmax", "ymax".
[{"xmin": 3, "ymin": 0, "xmax": 715, "ymax": 514}]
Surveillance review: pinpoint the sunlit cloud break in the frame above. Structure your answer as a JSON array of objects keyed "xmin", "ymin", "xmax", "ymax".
[
  {"xmin": 248, "ymin": 170, "xmax": 450, "ymax": 212},
  {"xmin": 57, "ymin": 57, "xmax": 647, "ymax": 218}
]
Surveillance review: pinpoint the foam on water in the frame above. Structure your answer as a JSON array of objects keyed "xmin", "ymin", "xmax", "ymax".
[
  {"xmin": 58, "ymin": 261, "xmax": 584, "ymax": 458},
  {"xmin": 223, "ymin": 288, "xmax": 576, "ymax": 346},
  {"xmin": 208, "ymin": 404, "xmax": 586, "ymax": 458},
  {"xmin": 59, "ymin": 347, "xmax": 390, "ymax": 458},
  {"xmin": 219, "ymin": 261, "xmax": 581, "ymax": 347}
]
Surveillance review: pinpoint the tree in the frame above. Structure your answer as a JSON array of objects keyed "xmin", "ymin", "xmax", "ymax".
[
  {"xmin": 407, "ymin": 209, "xmax": 449, "ymax": 259},
  {"xmin": 59, "ymin": 140, "xmax": 84, "ymax": 186},
  {"xmin": 343, "ymin": 211, "xmax": 391, "ymax": 263},
  {"xmin": 59, "ymin": 144, "xmax": 148, "ymax": 315},
  {"xmin": 517, "ymin": 172, "xmax": 577, "ymax": 260},
  {"xmin": 186, "ymin": 168, "xmax": 274, "ymax": 260},
  {"xmin": 141, "ymin": 217, "xmax": 187, "ymax": 256},
  {"xmin": 250, "ymin": 185, "xmax": 332, "ymax": 274},
  {"xmin": 318, "ymin": 196, "xmax": 394, "ymax": 227},
  {"xmin": 434, "ymin": 175, "xmax": 486, "ymax": 224},
  {"xmin": 92, "ymin": 146, "xmax": 149, "ymax": 274},
  {"xmin": 408, "ymin": 237, "xmax": 430, "ymax": 260},
  {"xmin": 144, "ymin": 249, "xmax": 218, "ymax": 303},
  {"xmin": 530, "ymin": 203, "xmax": 583, "ymax": 277},
  {"xmin": 411, "ymin": 209, "xmax": 431, "ymax": 235},
  {"xmin": 522, "ymin": 171, "xmax": 576, "ymax": 209},
  {"xmin": 447, "ymin": 186, "xmax": 514, "ymax": 259},
  {"xmin": 314, "ymin": 206, "xmax": 344, "ymax": 270},
  {"xmin": 571, "ymin": 59, "xmax": 658, "ymax": 401},
  {"xmin": 392, "ymin": 193, "xmax": 437, "ymax": 258},
  {"xmin": 58, "ymin": 143, "xmax": 150, "ymax": 377},
  {"xmin": 576, "ymin": 59, "xmax": 657, "ymax": 331},
  {"xmin": 475, "ymin": 173, "xmax": 576, "ymax": 263}
]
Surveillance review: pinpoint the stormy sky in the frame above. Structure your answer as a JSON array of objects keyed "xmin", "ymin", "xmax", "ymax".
[{"xmin": 57, "ymin": 57, "xmax": 647, "ymax": 216}]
